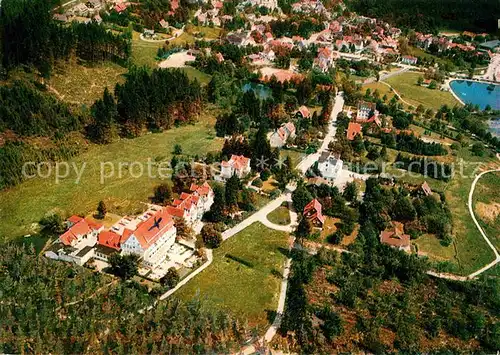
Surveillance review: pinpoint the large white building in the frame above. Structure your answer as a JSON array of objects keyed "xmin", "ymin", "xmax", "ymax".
[
  {"xmin": 120, "ymin": 207, "xmax": 177, "ymax": 268},
  {"xmin": 317, "ymin": 151, "xmax": 343, "ymax": 183}
]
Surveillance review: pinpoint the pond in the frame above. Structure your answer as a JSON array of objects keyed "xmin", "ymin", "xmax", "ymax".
[
  {"xmin": 242, "ymin": 82, "xmax": 272, "ymax": 100},
  {"xmin": 450, "ymin": 80, "xmax": 500, "ymax": 137},
  {"xmin": 449, "ymin": 80, "xmax": 500, "ymax": 110}
]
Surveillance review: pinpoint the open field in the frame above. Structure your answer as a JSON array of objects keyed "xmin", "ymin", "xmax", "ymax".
[
  {"xmin": 178, "ymin": 66, "xmax": 212, "ymax": 85},
  {"xmin": 384, "ymin": 72, "xmax": 461, "ymax": 110},
  {"xmin": 131, "ymin": 31, "xmax": 163, "ymax": 68},
  {"xmin": 168, "ymin": 32, "xmax": 196, "ymax": 46},
  {"xmin": 472, "ymin": 171, "xmax": 500, "ymax": 250},
  {"xmin": 48, "ymin": 61, "xmax": 127, "ymax": 105},
  {"xmin": 362, "ymin": 82, "xmax": 398, "ymax": 102},
  {"xmin": 0, "ymin": 108, "xmax": 223, "ymax": 241},
  {"xmin": 267, "ymin": 205, "xmax": 291, "ymax": 225},
  {"xmin": 177, "ymin": 222, "xmax": 289, "ymax": 328}
]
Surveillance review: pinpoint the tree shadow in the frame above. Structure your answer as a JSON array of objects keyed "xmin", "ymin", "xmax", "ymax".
[
  {"xmin": 277, "ymin": 247, "xmax": 290, "ymax": 258},
  {"xmin": 271, "ymin": 268, "xmax": 283, "ymax": 279},
  {"xmin": 266, "ymin": 309, "xmax": 277, "ymax": 324}
]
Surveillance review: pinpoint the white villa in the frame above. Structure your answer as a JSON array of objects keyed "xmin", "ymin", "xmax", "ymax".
[
  {"xmin": 166, "ymin": 182, "xmax": 214, "ymax": 226},
  {"xmin": 317, "ymin": 151, "xmax": 343, "ymax": 183},
  {"xmin": 269, "ymin": 122, "xmax": 296, "ymax": 148},
  {"xmin": 220, "ymin": 155, "xmax": 251, "ymax": 179}
]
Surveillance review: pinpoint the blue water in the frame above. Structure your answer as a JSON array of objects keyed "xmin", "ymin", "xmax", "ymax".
[
  {"xmin": 242, "ymin": 82, "xmax": 272, "ymax": 100},
  {"xmin": 450, "ymin": 80, "xmax": 500, "ymax": 137},
  {"xmin": 450, "ymin": 80, "xmax": 500, "ymax": 110}
]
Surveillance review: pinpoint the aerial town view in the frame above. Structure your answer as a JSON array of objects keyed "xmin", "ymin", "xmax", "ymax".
[{"xmin": 0, "ymin": 0, "xmax": 499, "ymax": 352}]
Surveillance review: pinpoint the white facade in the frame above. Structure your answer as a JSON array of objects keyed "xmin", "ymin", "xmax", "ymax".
[
  {"xmin": 318, "ymin": 153, "xmax": 343, "ymax": 182},
  {"xmin": 220, "ymin": 155, "xmax": 251, "ymax": 179},
  {"xmin": 121, "ymin": 226, "xmax": 177, "ymax": 268}
]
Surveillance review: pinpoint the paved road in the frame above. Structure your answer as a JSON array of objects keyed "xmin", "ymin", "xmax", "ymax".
[
  {"xmin": 297, "ymin": 92, "xmax": 344, "ymax": 174},
  {"xmin": 222, "ymin": 193, "xmax": 292, "ymax": 240}
]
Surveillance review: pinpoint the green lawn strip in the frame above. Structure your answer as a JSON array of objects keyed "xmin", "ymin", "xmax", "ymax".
[
  {"xmin": 280, "ymin": 149, "xmax": 306, "ymax": 168},
  {"xmin": 178, "ymin": 66, "xmax": 212, "ymax": 85},
  {"xmin": 177, "ymin": 222, "xmax": 289, "ymax": 329},
  {"xmin": 383, "ymin": 72, "xmax": 461, "ymax": 111},
  {"xmin": 472, "ymin": 171, "xmax": 500, "ymax": 250},
  {"xmin": 267, "ymin": 205, "xmax": 291, "ymax": 225},
  {"xmin": 0, "ymin": 111, "xmax": 223, "ymax": 241}
]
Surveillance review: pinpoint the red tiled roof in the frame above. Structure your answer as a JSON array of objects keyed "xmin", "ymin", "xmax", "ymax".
[
  {"xmin": 166, "ymin": 205, "xmax": 186, "ymax": 218},
  {"xmin": 298, "ymin": 105, "xmax": 310, "ymax": 118},
  {"xmin": 347, "ymin": 122, "xmax": 362, "ymax": 141},
  {"xmin": 318, "ymin": 47, "xmax": 332, "ymax": 58},
  {"xmin": 98, "ymin": 230, "xmax": 122, "ymax": 250},
  {"xmin": 123, "ymin": 209, "xmax": 174, "ymax": 249},
  {"xmin": 380, "ymin": 229, "xmax": 410, "ymax": 249},
  {"xmin": 68, "ymin": 215, "xmax": 83, "ymax": 224},
  {"xmin": 223, "ymin": 155, "xmax": 249, "ymax": 170},
  {"xmin": 114, "ymin": 3, "xmax": 128, "ymax": 12},
  {"xmin": 190, "ymin": 182, "xmax": 212, "ymax": 196},
  {"xmin": 60, "ymin": 218, "xmax": 102, "ymax": 246},
  {"xmin": 303, "ymin": 199, "xmax": 325, "ymax": 224}
]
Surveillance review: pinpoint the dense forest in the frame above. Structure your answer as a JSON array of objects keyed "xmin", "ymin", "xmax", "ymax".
[
  {"xmin": 113, "ymin": 67, "xmax": 203, "ymax": 136},
  {"xmin": 346, "ymin": 0, "xmax": 500, "ymax": 33},
  {"xmin": 0, "ymin": 0, "xmax": 130, "ymax": 73},
  {"xmin": 0, "ymin": 244, "xmax": 250, "ymax": 353}
]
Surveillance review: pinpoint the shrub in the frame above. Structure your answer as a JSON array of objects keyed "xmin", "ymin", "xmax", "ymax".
[{"xmin": 252, "ymin": 178, "xmax": 263, "ymax": 188}]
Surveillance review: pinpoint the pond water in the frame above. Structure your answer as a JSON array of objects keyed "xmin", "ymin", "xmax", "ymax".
[
  {"xmin": 450, "ymin": 80, "xmax": 500, "ymax": 136},
  {"xmin": 450, "ymin": 80, "xmax": 500, "ymax": 110},
  {"xmin": 242, "ymin": 82, "xmax": 272, "ymax": 100}
]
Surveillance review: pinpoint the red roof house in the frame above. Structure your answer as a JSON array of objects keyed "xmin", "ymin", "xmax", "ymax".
[
  {"xmin": 346, "ymin": 122, "xmax": 362, "ymax": 141},
  {"xmin": 59, "ymin": 217, "xmax": 103, "ymax": 246},
  {"xmin": 303, "ymin": 199, "xmax": 325, "ymax": 227},
  {"xmin": 297, "ymin": 105, "xmax": 311, "ymax": 118},
  {"xmin": 379, "ymin": 223, "xmax": 411, "ymax": 252},
  {"xmin": 97, "ymin": 230, "xmax": 122, "ymax": 250}
]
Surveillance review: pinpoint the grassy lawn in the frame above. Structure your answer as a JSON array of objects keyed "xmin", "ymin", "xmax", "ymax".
[
  {"xmin": 472, "ymin": 171, "xmax": 500, "ymax": 250},
  {"xmin": 267, "ymin": 205, "xmax": 291, "ymax": 225},
  {"xmin": 178, "ymin": 66, "xmax": 212, "ymax": 85},
  {"xmin": 131, "ymin": 32, "xmax": 211, "ymax": 85},
  {"xmin": 384, "ymin": 72, "xmax": 461, "ymax": 111},
  {"xmin": 280, "ymin": 149, "xmax": 305, "ymax": 168},
  {"xmin": 413, "ymin": 233, "xmax": 456, "ymax": 261},
  {"xmin": 168, "ymin": 32, "xmax": 196, "ymax": 46},
  {"xmin": 0, "ymin": 108, "xmax": 223, "ymax": 241},
  {"xmin": 362, "ymin": 82, "xmax": 398, "ymax": 101},
  {"xmin": 188, "ymin": 25, "xmax": 223, "ymax": 40},
  {"xmin": 177, "ymin": 222, "xmax": 289, "ymax": 328},
  {"xmin": 48, "ymin": 61, "xmax": 127, "ymax": 105},
  {"xmin": 131, "ymin": 31, "xmax": 163, "ymax": 68}
]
